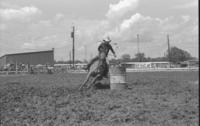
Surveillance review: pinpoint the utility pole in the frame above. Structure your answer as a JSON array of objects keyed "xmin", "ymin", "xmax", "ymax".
[
  {"xmin": 167, "ymin": 34, "xmax": 170, "ymax": 61},
  {"xmin": 167, "ymin": 34, "xmax": 171, "ymax": 67},
  {"xmin": 71, "ymin": 26, "xmax": 75, "ymax": 69},
  {"xmin": 69, "ymin": 51, "xmax": 71, "ymax": 68},
  {"xmin": 137, "ymin": 34, "xmax": 140, "ymax": 54},
  {"xmin": 137, "ymin": 34, "xmax": 141, "ymax": 62},
  {"xmin": 84, "ymin": 45, "xmax": 87, "ymax": 62}
]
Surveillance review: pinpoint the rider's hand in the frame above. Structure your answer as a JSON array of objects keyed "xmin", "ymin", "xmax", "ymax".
[{"xmin": 114, "ymin": 54, "xmax": 117, "ymax": 58}]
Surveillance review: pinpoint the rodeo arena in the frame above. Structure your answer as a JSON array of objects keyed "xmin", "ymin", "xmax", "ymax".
[
  {"xmin": 0, "ymin": 29, "xmax": 199, "ymax": 125},
  {"xmin": 0, "ymin": 35, "xmax": 199, "ymax": 89}
]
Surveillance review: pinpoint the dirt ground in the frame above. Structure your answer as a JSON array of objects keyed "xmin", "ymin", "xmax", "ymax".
[{"xmin": 0, "ymin": 71, "xmax": 199, "ymax": 126}]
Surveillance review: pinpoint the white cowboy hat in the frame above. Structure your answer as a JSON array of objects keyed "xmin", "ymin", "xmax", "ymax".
[{"xmin": 103, "ymin": 36, "xmax": 111, "ymax": 43}]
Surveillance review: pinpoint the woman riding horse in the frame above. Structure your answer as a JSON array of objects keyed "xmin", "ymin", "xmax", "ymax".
[
  {"xmin": 79, "ymin": 37, "xmax": 116, "ymax": 90},
  {"xmin": 86, "ymin": 37, "xmax": 116, "ymax": 73}
]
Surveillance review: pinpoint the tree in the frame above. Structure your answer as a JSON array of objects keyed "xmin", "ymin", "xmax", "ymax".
[
  {"xmin": 135, "ymin": 52, "xmax": 146, "ymax": 62},
  {"xmin": 166, "ymin": 46, "xmax": 193, "ymax": 63},
  {"xmin": 121, "ymin": 54, "xmax": 131, "ymax": 62}
]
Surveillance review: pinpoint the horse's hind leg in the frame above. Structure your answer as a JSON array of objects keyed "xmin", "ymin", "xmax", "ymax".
[{"xmin": 79, "ymin": 72, "xmax": 91, "ymax": 90}]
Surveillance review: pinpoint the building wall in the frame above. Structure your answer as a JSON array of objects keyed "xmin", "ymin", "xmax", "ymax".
[
  {"xmin": 0, "ymin": 56, "xmax": 6, "ymax": 69},
  {"xmin": 6, "ymin": 50, "xmax": 54, "ymax": 66}
]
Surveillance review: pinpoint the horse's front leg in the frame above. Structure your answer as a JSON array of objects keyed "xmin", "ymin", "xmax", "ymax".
[
  {"xmin": 79, "ymin": 72, "xmax": 91, "ymax": 91},
  {"xmin": 87, "ymin": 74, "xmax": 101, "ymax": 89}
]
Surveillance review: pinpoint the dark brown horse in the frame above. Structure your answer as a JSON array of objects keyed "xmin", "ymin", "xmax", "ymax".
[{"xmin": 79, "ymin": 52, "xmax": 108, "ymax": 90}]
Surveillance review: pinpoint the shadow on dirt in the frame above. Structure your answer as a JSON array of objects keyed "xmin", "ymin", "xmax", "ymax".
[{"xmin": 94, "ymin": 82, "xmax": 110, "ymax": 89}]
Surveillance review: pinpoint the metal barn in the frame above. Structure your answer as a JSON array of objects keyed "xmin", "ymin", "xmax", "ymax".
[{"xmin": 0, "ymin": 49, "xmax": 54, "ymax": 69}]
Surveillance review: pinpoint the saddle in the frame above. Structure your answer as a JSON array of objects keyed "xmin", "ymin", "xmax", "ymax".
[
  {"xmin": 91, "ymin": 52, "xmax": 108, "ymax": 78},
  {"xmin": 97, "ymin": 59, "xmax": 108, "ymax": 76}
]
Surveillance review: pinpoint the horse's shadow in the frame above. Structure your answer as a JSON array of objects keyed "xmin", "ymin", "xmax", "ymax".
[{"xmin": 94, "ymin": 82, "xmax": 110, "ymax": 89}]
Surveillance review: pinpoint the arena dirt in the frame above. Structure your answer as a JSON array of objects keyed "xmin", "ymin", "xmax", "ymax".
[{"xmin": 0, "ymin": 71, "xmax": 198, "ymax": 126}]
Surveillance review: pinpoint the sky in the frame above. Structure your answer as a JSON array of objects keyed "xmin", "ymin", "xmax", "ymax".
[{"xmin": 0, "ymin": 0, "xmax": 198, "ymax": 61}]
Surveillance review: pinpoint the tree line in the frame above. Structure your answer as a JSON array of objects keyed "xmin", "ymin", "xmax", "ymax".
[
  {"xmin": 55, "ymin": 46, "xmax": 197, "ymax": 64},
  {"xmin": 117, "ymin": 46, "xmax": 196, "ymax": 63}
]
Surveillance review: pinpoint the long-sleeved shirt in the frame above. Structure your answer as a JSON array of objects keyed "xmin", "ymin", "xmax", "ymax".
[{"xmin": 98, "ymin": 42, "xmax": 115, "ymax": 57}]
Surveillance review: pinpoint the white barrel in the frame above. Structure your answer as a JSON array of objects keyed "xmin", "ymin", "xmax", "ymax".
[{"xmin": 109, "ymin": 65, "xmax": 127, "ymax": 90}]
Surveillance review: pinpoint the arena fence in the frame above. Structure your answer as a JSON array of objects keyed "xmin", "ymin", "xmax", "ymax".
[
  {"xmin": 0, "ymin": 70, "xmax": 29, "ymax": 75},
  {"xmin": 0, "ymin": 67, "xmax": 198, "ymax": 75},
  {"xmin": 126, "ymin": 67, "xmax": 199, "ymax": 72}
]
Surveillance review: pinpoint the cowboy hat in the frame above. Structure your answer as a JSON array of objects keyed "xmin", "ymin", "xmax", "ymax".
[{"xmin": 103, "ymin": 36, "xmax": 111, "ymax": 43}]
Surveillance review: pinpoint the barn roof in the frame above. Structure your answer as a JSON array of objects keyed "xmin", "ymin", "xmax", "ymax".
[{"xmin": 0, "ymin": 49, "xmax": 53, "ymax": 57}]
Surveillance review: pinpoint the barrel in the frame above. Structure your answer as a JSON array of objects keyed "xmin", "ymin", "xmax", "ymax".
[{"xmin": 109, "ymin": 65, "xmax": 127, "ymax": 90}]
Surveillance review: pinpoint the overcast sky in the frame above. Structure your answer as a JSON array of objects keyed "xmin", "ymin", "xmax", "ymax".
[{"xmin": 0, "ymin": 0, "xmax": 198, "ymax": 61}]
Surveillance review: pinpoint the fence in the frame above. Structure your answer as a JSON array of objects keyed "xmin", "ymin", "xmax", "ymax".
[
  {"xmin": 0, "ymin": 67, "xmax": 198, "ymax": 75},
  {"xmin": 0, "ymin": 70, "xmax": 29, "ymax": 75},
  {"xmin": 126, "ymin": 67, "xmax": 199, "ymax": 72},
  {"xmin": 0, "ymin": 66, "xmax": 53, "ymax": 75}
]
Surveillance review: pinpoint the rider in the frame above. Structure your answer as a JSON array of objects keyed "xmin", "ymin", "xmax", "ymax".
[{"xmin": 85, "ymin": 37, "xmax": 117, "ymax": 71}]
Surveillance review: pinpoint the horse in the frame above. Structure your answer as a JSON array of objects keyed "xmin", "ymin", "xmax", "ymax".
[{"xmin": 79, "ymin": 52, "xmax": 108, "ymax": 90}]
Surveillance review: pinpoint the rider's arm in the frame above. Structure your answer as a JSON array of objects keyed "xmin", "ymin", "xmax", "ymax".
[{"xmin": 109, "ymin": 44, "xmax": 116, "ymax": 55}]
